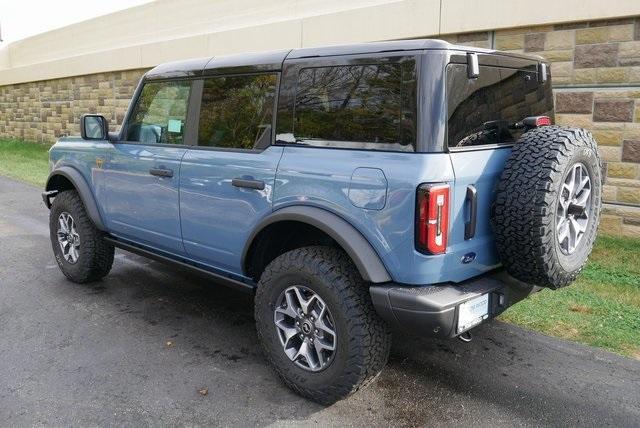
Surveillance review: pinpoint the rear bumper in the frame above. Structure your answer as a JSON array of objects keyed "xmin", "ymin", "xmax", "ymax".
[{"xmin": 370, "ymin": 271, "xmax": 539, "ymax": 338}]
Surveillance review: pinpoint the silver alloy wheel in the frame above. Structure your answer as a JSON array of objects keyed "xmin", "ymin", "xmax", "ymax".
[
  {"xmin": 556, "ymin": 163, "xmax": 592, "ymax": 255},
  {"xmin": 57, "ymin": 212, "xmax": 80, "ymax": 264},
  {"xmin": 274, "ymin": 285, "xmax": 337, "ymax": 372}
]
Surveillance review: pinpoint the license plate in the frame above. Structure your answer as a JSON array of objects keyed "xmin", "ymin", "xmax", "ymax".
[{"xmin": 457, "ymin": 293, "xmax": 489, "ymax": 333}]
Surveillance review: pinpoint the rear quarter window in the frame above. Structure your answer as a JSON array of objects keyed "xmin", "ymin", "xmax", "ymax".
[
  {"xmin": 287, "ymin": 63, "xmax": 416, "ymax": 152},
  {"xmin": 447, "ymin": 63, "xmax": 554, "ymax": 149}
]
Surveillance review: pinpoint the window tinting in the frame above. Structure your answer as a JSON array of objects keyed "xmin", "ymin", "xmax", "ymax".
[
  {"xmin": 291, "ymin": 64, "xmax": 415, "ymax": 151},
  {"xmin": 447, "ymin": 64, "xmax": 554, "ymax": 148},
  {"xmin": 198, "ymin": 74, "xmax": 277, "ymax": 149},
  {"xmin": 126, "ymin": 80, "xmax": 191, "ymax": 145}
]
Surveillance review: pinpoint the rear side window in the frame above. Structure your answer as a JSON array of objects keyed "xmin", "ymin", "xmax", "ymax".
[
  {"xmin": 198, "ymin": 73, "xmax": 277, "ymax": 150},
  {"xmin": 290, "ymin": 64, "xmax": 416, "ymax": 152},
  {"xmin": 126, "ymin": 80, "xmax": 191, "ymax": 145},
  {"xmin": 447, "ymin": 64, "xmax": 554, "ymax": 149}
]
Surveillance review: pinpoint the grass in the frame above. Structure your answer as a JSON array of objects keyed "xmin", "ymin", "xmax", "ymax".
[
  {"xmin": 0, "ymin": 139, "xmax": 51, "ymax": 186},
  {"xmin": 1, "ymin": 139, "xmax": 639, "ymax": 358},
  {"xmin": 500, "ymin": 235, "xmax": 640, "ymax": 359}
]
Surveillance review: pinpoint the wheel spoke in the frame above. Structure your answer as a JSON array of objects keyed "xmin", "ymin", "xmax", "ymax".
[
  {"xmin": 557, "ymin": 219, "xmax": 569, "ymax": 246},
  {"xmin": 314, "ymin": 337, "xmax": 335, "ymax": 353},
  {"xmin": 570, "ymin": 216, "xmax": 586, "ymax": 235},
  {"xmin": 274, "ymin": 304, "xmax": 298, "ymax": 319},
  {"xmin": 58, "ymin": 217, "xmax": 68, "ymax": 234},
  {"xmin": 293, "ymin": 287, "xmax": 316, "ymax": 315},
  {"xmin": 275, "ymin": 319, "xmax": 298, "ymax": 348},
  {"xmin": 293, "ymin": 340, "xmax": 319, "ymax": 370},
  {"xmin": 573, "ymin": 187, "xmax": 591, "ymax": 209},
  {"xmin": 315, "ymin": 314, "xmax": 335, "ymax": 337}
]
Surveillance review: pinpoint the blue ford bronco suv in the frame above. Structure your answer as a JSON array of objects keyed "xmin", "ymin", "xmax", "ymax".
[{"xmin": 43, "ymin": 40, "xmax": 602, "ymax": 404}]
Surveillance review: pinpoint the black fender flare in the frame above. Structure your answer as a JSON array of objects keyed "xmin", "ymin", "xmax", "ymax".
[
  {"xmin": 242, "ymin": 206, "xmax": 392, "ymax": 283},
  {"xmin": 45, "ymin": 166, "xmax": 107, "ymax": 231}
]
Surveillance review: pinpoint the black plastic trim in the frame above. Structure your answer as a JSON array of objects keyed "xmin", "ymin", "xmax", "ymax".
[
  {"xmin": 369, "ymin": 271, "xmax": 537, "ymax": 338},
  {"xmin": 464, "ymin": 185, "xmax": 477, "ymax": 240},
  {"xmin": 242, "ymin": 206, "xmax": 392, "ymax": 283},
  {"xmin": 80, "ymin": 114, "xmax": 109, "ymax": 140},
  {"xmin": 104, "ymin": 236, "xmax": 255, "ymax": 293},
  {"xmin": 44, "ymin": 167, "xmax": 106, "ymax": 231},
  {"xmin": 232, "ymin": 178, "xmax": 265, "ymax": 190}
]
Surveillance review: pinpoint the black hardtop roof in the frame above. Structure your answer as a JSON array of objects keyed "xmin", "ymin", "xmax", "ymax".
[{"xmin": 145, "ymin": 39, "xmax": 544, "ymax": 79}]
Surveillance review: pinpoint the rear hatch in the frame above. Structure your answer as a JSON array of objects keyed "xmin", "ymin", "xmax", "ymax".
[{"xmin": 446, "ymin": 54, "xmax": 554, "ymax": 274}]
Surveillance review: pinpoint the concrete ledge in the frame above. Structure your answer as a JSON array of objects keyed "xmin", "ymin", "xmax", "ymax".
[{"xmin": 1, "ymin": 0, "xmax": 639, "ymax": 85}]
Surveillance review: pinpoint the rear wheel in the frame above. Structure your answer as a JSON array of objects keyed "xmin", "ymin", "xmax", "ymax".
[
  {"xmin": 254, "ymin": 246, "xmax": 391, "ymax": 404},
  {"xmin": 49, "ymin": 190, "xmax": 114, "ymax": 283},
  {"xmin": 493, "ymin": 126, "xmax": 602, "ymax": 289}
]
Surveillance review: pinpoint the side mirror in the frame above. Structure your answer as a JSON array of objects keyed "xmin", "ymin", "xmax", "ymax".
[{"xmin": 80, "ymin": 114, "xmax": 108, "ymax": 140}]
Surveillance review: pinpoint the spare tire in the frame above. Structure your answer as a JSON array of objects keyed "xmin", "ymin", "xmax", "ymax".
[{"xmin": 492, "ymin": 126, "xmax": 602, "ymax": 289}]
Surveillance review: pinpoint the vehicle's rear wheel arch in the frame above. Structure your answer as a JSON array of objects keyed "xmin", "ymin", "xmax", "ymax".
[
  {"xmin": 242, "ymin": 206, "xmax": 392, "ymax": 284},
  {"xmin": 45, "ymin": 167, "xmax": 106, "ymax": 231}
]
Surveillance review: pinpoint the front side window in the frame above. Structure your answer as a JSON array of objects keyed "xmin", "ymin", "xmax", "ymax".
[
  {"xmin": 126, "ymin": 80, "xmax": 191, "ymax": 145},
  {"xmin": 447, "ymin": 64, "xmax": 554, "ymax": 148},
  {"xmin": 198, "ymin": 74, "xmax": 277, "ymax": 150},
  {"xmin": 290, "ymin": 63, "xmax": 415, "ymax": 152}
]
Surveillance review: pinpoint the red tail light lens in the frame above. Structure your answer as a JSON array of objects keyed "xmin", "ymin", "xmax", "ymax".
[
  {"xmin": 522, "ymin": 115, "xmax": 551, "ymax": 128},
  {"xmin": 416, "ymin": 184, "xmax": 450, "ymax": 254},
  {"xmin": 535, "ymin": 116, "xmax": 551, "ymax": 126}
]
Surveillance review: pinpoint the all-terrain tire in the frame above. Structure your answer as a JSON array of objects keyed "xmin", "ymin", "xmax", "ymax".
[
  {"xmin": 49, "ymin": 190, "xmax": 114, "ymax": 283},
  {"xmin": 492, "ymin": 126, "xmax": 602, "ymax": 289},
  {"xmin": 254, "ymin": 246, "xmax": 391, "ymax": 405}
]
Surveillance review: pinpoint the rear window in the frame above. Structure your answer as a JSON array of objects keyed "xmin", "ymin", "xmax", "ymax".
[
  {"xmin": 289, "ymin": 63, "xmax": 416, "ymax": 152},
  {"xmin": 447, "ymin": 64, "xmax": 554, "ymax": 149}
]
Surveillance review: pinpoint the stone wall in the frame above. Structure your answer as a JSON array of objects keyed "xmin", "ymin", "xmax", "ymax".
[
  {"xmin": 443, "ymin": 16, "xmax": 640, "ymax": 238},
  {"xmin": 0, "ymin": 69, "xmax": 147, "ymax": 142},
  {"xmin": 0, "ymin": 15, "xmax": 639, "ymax": 237}
]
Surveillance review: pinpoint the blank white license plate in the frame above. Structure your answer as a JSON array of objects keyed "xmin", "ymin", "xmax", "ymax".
[{"xmin": 457, "ymin": 293, "xmax": 489, "ymax": 333}]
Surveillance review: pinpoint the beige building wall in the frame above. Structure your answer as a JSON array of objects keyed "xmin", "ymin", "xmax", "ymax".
[
  {"xmin": 0, "ymin": 0, "xmax": 640, "ymax": 237},
  {"xmin": 1, "ymin": 0, "xmax": 640, "ymax": 85}
]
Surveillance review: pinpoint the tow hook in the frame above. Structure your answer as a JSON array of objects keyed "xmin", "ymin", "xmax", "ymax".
[{"xmin": 458, "ymin": 331, "xmax": 473, "ymax": 343}]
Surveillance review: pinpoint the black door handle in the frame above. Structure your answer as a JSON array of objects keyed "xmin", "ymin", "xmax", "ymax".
[
  {"xmin": 464, "ymin": 185, "xmax": 477, "ymax": 240},
  {"xmin": 232, "ymin": 178, "xmax": 265, "ymax": 190},
  {"xmin": 149, "ymin": 167, "xmax": 174, "ymax": 178}
]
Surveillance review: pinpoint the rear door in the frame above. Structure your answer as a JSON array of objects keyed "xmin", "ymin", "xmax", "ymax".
[
  {"xmin": 446, "ymin": 59, "xmax": 553, "ymax": 266},
  {"xmin": 103, "ymin": 79, "xmax": 194, "ymax": 255},
  {"xmin": 179, "ymin": 72, "xmax": 281, "ymax": 275}
]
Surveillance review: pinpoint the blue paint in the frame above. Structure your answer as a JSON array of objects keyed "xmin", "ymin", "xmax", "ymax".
[
  {"xmin": 49, "ymin": 138, "xmax": 510, "ymax": 286},
  {"xmin": 179, "ymin": 146, "xmax": 283, "ymax": 272}
]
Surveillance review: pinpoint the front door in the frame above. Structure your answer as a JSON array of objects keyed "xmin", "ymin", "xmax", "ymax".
[
  {"xmin": 103, "ymin": 79, "xmax": 194, "ymax": 255},
  {"xmin": 179, "ymin": 72, "xmax": 281, "ymax": 276}
]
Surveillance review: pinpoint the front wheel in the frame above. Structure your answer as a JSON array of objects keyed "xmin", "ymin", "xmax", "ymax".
[
  {"xmin": 254, "ymin": 246, "xmax": 391, "ymax": 404},
  {"xmin": 49, "ymin": 190, "xmax": 114, "ymax": 283}
]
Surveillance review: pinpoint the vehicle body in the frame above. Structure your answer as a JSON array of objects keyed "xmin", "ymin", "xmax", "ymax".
[{"xmin": 43, "ymin": 39, "xmax": 601, "ymax": 403}]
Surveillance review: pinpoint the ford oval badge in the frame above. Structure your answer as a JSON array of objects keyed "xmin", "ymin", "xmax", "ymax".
[{"xmin": 461, "ymin": 252, "xmax": 476, "ymax": 264}]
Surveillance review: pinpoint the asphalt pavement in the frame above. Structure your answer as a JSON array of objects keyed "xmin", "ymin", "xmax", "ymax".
[{"xmin": 0, "ymin": 175, "xmax": 638, "ymax": 427}]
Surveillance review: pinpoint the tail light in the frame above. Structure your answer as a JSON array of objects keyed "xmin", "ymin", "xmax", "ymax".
[
  {"xmin": 522, "ymin": 115, "xmax": 551, "ymax": 128},
  {"xmin": 416, "ymin": 184, "xmax": 450, "ymax": 254}
]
